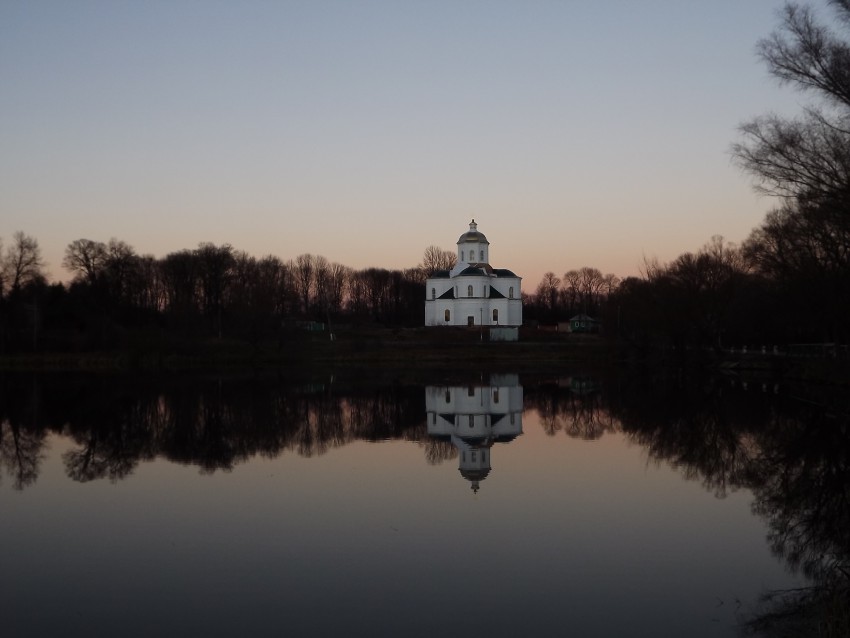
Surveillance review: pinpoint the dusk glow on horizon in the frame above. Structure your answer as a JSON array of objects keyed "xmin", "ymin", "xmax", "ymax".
[{"xmin": 1, "ymin": 0, "xmax": 824, "ymax": 288}]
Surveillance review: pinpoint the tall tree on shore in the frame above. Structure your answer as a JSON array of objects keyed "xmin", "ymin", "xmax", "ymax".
[
  {"xmin": 733, "ymin": 0, "xmax": 850, "ymax": 340},
  {"xmin": 2, "ymin": 232, "xmax": 45, "ymax": 295},
  {"xmin": 63, "ymin": 239, "xmax": 108, "ymax": 285}
]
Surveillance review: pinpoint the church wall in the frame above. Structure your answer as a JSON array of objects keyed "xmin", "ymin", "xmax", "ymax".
[
  {"xmin": 425, "ymin": 293, "xmax": 523, "ymax": 326},
  {"xmin": 506, "ymin": 298, "xmax": 523, "ymax": 326},
  {"xmin": 452, "ymin": 299, "xmax": 490, "ymax": 325},
  {"xmin": 425, "ymin": 299, "xmax": 455, "ymax": 326}
]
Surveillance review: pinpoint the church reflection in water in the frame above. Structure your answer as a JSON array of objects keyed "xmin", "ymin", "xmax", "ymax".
[{"xmin": 425, "ymin": 374, "xmax": 523, "ymax": 493}]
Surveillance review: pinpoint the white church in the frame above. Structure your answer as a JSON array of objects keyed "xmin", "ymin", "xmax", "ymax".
[{"xmin": 424, "ymin": 220, "xmax": 522, "ymax": 327}]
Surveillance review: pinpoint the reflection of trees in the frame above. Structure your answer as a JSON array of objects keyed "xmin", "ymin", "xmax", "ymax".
[
  {"xmin": 748, "ymin": 408, "xmax": 850, "ymax": 582},
  {"xmin": 61, "ymin": 391, "xmax": 157, "ymax": 482},
  {"xmin": 526, "ymin": 380, "xmax": 618, "ymax": 441},
  {"xmin": 607, "ymin": 371, "xmax": 849, "ymax": 635},
  {"xmin": 0, "ymin": 375, "xmax": 47, "ymax": 490},
  {"xmin": 420, "ymin": 438, "xmax": 457, "ymax": 465},
  {"xmin": 0, "ymin": 375, "xmax": 427, "ymax": 487},
  {"xmin": 0, "ymin": 420, "xmax": 45, "ymax": 490},
  {"xmin": 614, "ymin": 376, "xmax": 760, "ymax": 498}
]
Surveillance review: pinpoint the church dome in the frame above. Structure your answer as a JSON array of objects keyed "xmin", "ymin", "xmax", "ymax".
[{"xmin": 457, "ymin": 219, "xmax": 489, "ymax": 245}]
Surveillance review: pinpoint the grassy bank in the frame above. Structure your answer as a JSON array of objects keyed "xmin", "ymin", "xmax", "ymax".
[
  {"xmin": 1, "ymin": 327, "xmax": 847, "ymax": 387},
  {"xmin": 0, "ymin": 326, "xmax": 615, "ymax": 373}
]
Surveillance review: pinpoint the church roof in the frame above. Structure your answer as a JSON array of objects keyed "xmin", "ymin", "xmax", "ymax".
[
  {"xmin": 457, "ymin": 219, "xmax": 490, "ymax": 245},
  {"xmin": 458, "ymin": 265, "xmax": 491, "ymax": 277},
  {"xmin": 438, "ymin": 288, "xmax": 454, "ymax": 299},
  {"xmin": 460, "ymin": 467, "xmax": 491, "ymax": 481},
  {"xmin": 492, "ymin": 268, "xmax": 518, "ymax": 277},
  {"xmin": 430, "ymin": 270, "xmax": 451, "ymax": 278}
]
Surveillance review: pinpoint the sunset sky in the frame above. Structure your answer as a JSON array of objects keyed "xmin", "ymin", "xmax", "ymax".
[{"xmin": 1, "ymin": 1, "xmax": 825, "ymax": 288}]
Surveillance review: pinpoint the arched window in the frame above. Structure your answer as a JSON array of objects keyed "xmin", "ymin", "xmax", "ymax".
[
  {"xmin": 480, "ymin": 250, "xmax": 484, "ymax": 260},
  {"xmin": 444, "ymin": 309, "xmax": 450, "ymax": 322},
  {"xmin": 493, "ymin": 308, "xmax": 498, "ymax": 322},
  {"xmin": 467, "ymin": 285, "xmax": 473, "ymax": 297},
  {"xmin": 509, "ymin": 286, "xmax": 514, "ymax": 299},
  {"xmin": 431, "ymin": 288, "xmax": 435, "ymax": 300},
  {"xmin": 461, "ymin": 251, "xmax": 464, "ymax": 261}
]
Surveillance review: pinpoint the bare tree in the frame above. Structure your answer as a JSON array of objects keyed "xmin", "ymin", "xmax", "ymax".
[
  {"xmin": 195, "ymin": 243, "xmax": 234, "ymax": 336},
  {"xmin": 2, "ymin": 231, "xmax": 45, "ymax": 294},
  {"xmin": 326, "ymin": 262, "xmax": 349, "ymax": 315},
  {"xmin": 733, "ymin": 2, "xmax": 850, "ymax": 204},
  {"xmin": 313, "ymin": 255, "xmax": 330, "ymax": 314},
  {"xmin": 63, "ymin": 239, "xmax": 108, "ymax": 284},
  {"xmin": 535, "ymin": 272, "xmax": 561, "ymax": 313},
  {"xmin": 160, "ymin": 249, "xmax": 199, "ymax": 316},
  {"xmin": 733, "ymin": 1, "xmax": 850, "ymax": 341},
  {"xmin": 420, "ymin": 245, "xmax": 456, "ymax": 277},
  {"xmin": 562, "ymin": 269, "xmax": 582, "ymax": 315},
  {"xmin": 293, "ymin": 254, "xmax": 315, "ymax": 316},
  {"xmin": 103, "ymin": 238, "xmax": 138, "ymax": 303}
]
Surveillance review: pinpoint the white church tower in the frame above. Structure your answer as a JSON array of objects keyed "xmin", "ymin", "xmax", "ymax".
[{"xmin": 424, "ymin": 220, "xmax": 522, "ymax": 326}]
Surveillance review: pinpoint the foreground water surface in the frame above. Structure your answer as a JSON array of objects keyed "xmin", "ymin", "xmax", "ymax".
[{"xmin": 1, "ymin": 370, "xmax": 846, "ymax": 637}]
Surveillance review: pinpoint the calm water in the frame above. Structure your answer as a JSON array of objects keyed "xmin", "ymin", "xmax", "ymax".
[{"xmin": 1, "ymin": 371, "xmax": 845, "ymax": 637}]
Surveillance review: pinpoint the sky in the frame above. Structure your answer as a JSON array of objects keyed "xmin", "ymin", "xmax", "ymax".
[{"xmin": 0, "ymin": 0, "xmax": 831, "ymax": 288}]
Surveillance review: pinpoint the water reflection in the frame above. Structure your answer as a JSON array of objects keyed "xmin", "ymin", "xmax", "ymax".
[
  {"xmin": 0, "ymin": 374, "xmax": 427, "ymax": 486},
  {"xmin": 425, "ymin": 374, "xmax": 523, "ymax": 492},
  {"xmin": 0, "ymin": 370, "xmax": 847, "ymax": 635}
]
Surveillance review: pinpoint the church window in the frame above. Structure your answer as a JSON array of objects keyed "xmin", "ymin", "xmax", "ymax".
[
  {"xmin": 444, "ymin": 309, "xmax": 450, "ymax": 322},
  {"xmin": 431, "ymin": 413, "xmax": 436, "ymax": 424},
  {"xmin": 509, "ymin": 286, "xmax": 514, "ymax": 298},
  {"xmin": 493, "ymin": 309, "xmax": 498, "ymax": 322},
  {"xmin": 467, "ymin": 285, "xmax": 473, "ymax": 297},
  {"xmin": 468, "ymin": 415, "xmax": 474, "ymax": 427},
  {"xmin": 494, "ymin": 389, "xmax": 500, "ymax": 403},
  {"xmin": 461, "ymin": 251, "xmax": 464, "ymax": 261},
  {"xmin": 480, "ymin": 250, "xmax": 484, "ymax": 260},
  {"xmin": 431, "ymin": 288, "xmax": 435, "ymax": 300},
  {"xmin": 445, "ymin": 390, "xmax": 450, "ymax": 403},
  {"xmin": 468, "ymin": 386, "xmax": 475, "ymax": 396}
]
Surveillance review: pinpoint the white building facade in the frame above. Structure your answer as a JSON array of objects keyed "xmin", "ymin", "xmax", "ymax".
[{"xmin": 424, "ymin": 220, "xmax": 522, "ymax": 326}]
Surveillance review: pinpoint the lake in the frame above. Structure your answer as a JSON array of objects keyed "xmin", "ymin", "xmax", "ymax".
[{"xmin": 1, "ymin": 369, "xmax": 845, "ymax": 637}]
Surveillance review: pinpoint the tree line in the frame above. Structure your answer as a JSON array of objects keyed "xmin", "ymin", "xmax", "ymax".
[{"xmin": 0, "ymin": 233, "xmax": 436, "ymax": 352}]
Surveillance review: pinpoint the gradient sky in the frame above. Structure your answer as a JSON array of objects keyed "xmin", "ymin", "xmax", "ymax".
[{"xmin": 0, "ymin": 0, "xmax": 826, "ymax": 288}]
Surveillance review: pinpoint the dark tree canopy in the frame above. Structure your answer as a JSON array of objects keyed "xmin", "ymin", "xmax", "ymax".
[{"xmin": 733, "ymin": 1, "xmax": 850, "ymax": 342}]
